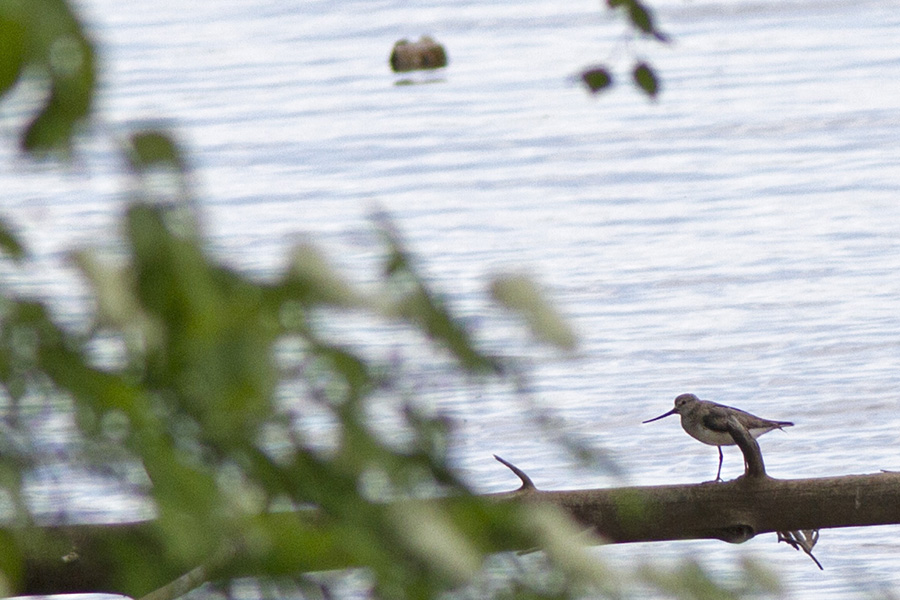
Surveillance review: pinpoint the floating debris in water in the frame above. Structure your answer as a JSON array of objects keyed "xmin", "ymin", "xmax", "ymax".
[{"xmin": 390, "ymin": 36, "xmax": 448, "ymax": 73}]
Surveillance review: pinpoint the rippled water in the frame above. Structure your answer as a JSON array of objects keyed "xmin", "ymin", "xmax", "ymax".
[{"xmin": 2, "ymin": 0, "xmax": 900, "ymax": 597}]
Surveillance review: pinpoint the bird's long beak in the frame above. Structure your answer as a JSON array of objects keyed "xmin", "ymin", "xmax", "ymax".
[{"xmin": 642, "ymin": 408, "xmax": 677, "ymax": 423}]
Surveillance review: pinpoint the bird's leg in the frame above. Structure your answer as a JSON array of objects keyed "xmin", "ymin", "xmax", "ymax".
[{"xmin": 716, "ymin": 446, "xmax": 724, "ymax": 481}]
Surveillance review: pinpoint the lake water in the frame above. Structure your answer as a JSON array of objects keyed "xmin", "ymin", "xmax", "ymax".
[{"xmin": 1, "ymin": 0, "xmax": 899, "ymax": 597}]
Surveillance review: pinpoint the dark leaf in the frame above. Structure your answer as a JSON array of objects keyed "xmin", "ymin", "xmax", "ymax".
[
  {"xmin": 633, "ymin": 62, "xmax": 660, "ymax": 99},
  {"xmin": 581, "ymin": 67, "xmax": 613, "ymax": 93},
  {"xmin": 0, "ymin": 219, "xmax": 25, "ymax": 261},
  {"xmin": 623, "ymin": 1, "xmax": 670, "ymax": 42},
  {"xmin": 627, "ymin": 1, "xmax": 654, "ymax": 35}
]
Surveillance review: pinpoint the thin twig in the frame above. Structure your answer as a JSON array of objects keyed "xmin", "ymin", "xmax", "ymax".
[{"xmin": 494, "ymin": 455, "xmax": 536, "ymax": 491}]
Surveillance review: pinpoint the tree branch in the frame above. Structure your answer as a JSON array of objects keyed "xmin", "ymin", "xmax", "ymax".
[
  {"xmin": 15, "ymin": 472, "xmax": 900, "ymax": 595},
  {"xmin": 725, "ymin": 414, "xmax": 766, "ymax": 479}
]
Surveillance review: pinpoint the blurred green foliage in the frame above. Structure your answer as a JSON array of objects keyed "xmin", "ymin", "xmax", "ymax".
[
  {"xmin": 0, "ymin": 0, "xmax": 96, "ymax": 154},
  {"xmin": 0, "ymin": 1, "xmax": 781, "ymax": 599},
  {"xmin": 0, "ymin": 130, "xmax": 589, "ymax": 597}
]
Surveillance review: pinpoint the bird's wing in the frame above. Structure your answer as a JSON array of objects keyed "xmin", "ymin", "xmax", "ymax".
[{"xmin": 701, "ymin": 406, "xmax": 732, "ymax": 433}]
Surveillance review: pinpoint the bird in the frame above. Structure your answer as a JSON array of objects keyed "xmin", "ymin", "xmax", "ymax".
[{"xmin": 643, "ymin": 393, "xmax": 793, "ymax": 481}]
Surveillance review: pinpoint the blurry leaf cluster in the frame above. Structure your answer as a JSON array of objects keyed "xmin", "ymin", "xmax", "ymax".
[
  {"xmin": 0, "ymin": 128, "xmax": 591, "ymax": 597},
  {"xmin": 580, "ymin": 0, "xmax": 667, "ymax": 99}
]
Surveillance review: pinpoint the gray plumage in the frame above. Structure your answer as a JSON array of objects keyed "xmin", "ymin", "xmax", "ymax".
[{"xmin": 644, "ymin": 393, "xmax": 793, "ymax": 480}]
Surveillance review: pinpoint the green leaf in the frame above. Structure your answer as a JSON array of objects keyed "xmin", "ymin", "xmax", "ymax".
[
  {"xmin": 0, "ymin": 219, "xmax": 24, "ymax": 261},
  {"xmin": 376, "ymin": 216, "xmax": 501, "ymax": 374},
  {"xmin": 127, "ymin": 130, "xmax": 186, "ymax": 173},
  {"xmin": 490, "ymin": 274, "xmax": 577, "ymax": 351},
  {"xmin": 392, "ymin": 287, "xmax": 501, "ymax": 374},
  {"xmin": 633, "ymin": 62, "xmax": 660, "ymax": 99},
  {"xmin": 610, "ymin": 0, "xmax": 670, "ymax": 42},
  {"xmin": 386, "ymin": 501, "xmax": 481, "ymax": 584},
  {"xmin": 581, "ymin": 67, "xmax": 613, "ymax": 94},
  {"xmin": 0, "ymin": 0, "xmax": 98, "ymax": 155},
  {"xmin": 282, "ymin": 243, "xmax": 362, "ymax": 308},
  {"xmin": 0, "ymin": 529, "xmax": 23, "ymax": 594},
  {"xmin": 0, "ymin": 15, "xmax": 26, "ymax": 96},
  {"xmin": 22, "ymin": 86, "xmax": 76, "ymax": 153},
  {"xmin": 627, "ymin": 1, "xmax": 654, "ymax": 35},
  {"xmin": 23, "ymin": 31, "xmax": 96, "ymax": 155}
]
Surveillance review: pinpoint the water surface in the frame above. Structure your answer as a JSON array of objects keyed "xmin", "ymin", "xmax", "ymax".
[{"xmin": 2, "ymin": 0, "xmax": 900, "ymax": 597}]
